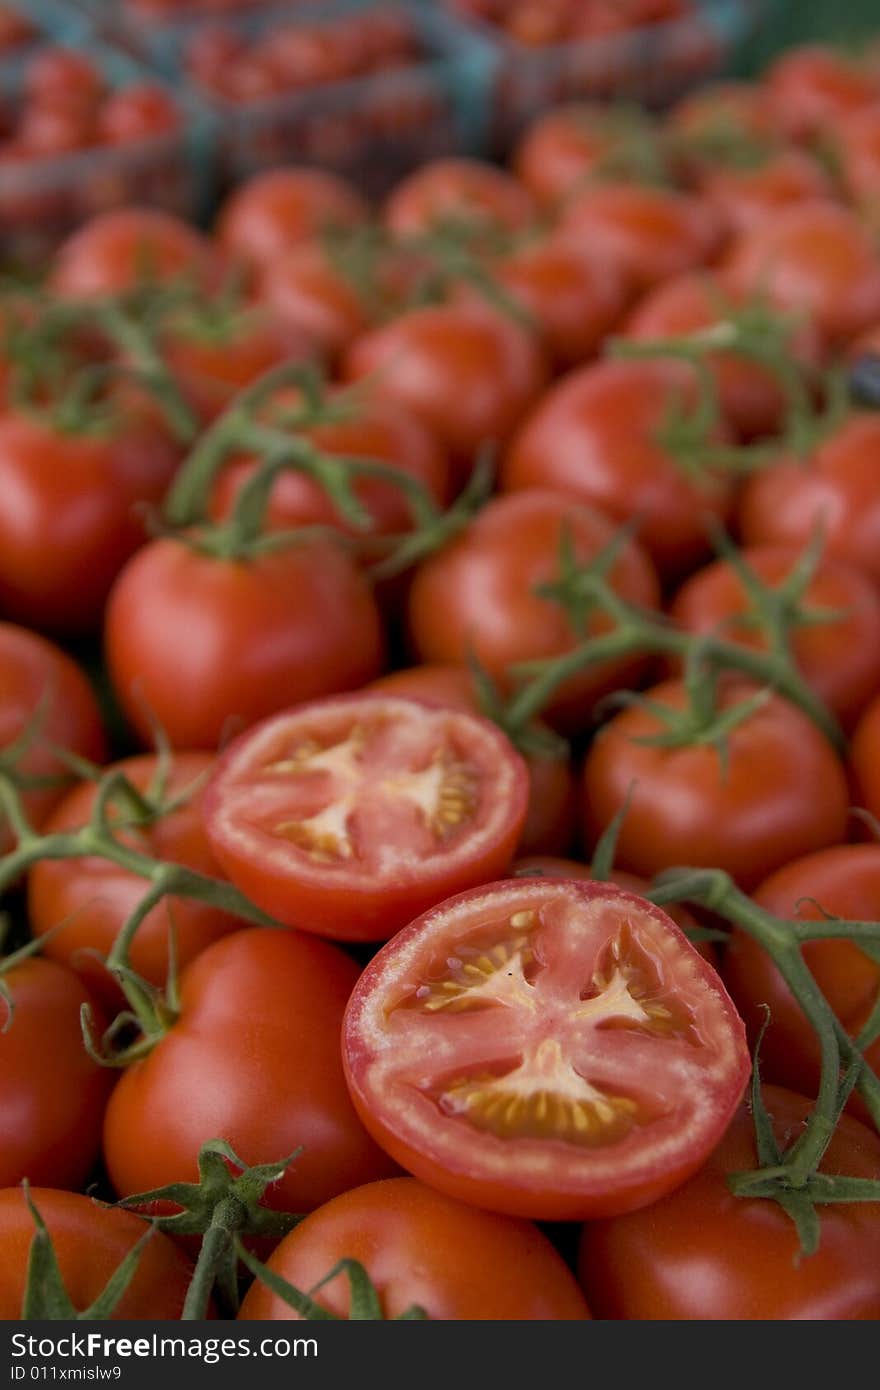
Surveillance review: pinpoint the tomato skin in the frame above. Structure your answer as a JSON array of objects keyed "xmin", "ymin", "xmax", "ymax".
[
  {"xmin": 832, "ymin": 103, "xmax": 880, "ymax": 209},
  {"xmin": 583, "ymin": 679, "xmax": 850, "ymax": 890},
  {"xmin": 105, "ymin": 537, "xmax": 385, "ymax": 751},
  {"xmin": 383, "ymin": 158, "xmax": 536, "ymax": 238},
  {"xmin": 555, "ymin": 182, "xmax": 725, "ymax": 295},
  {"xmin": 368, "ymin": 664, "xmax": 577, "ymax": 857},
  {"xmin": 160, "ymin": 314, "xmax": 306, "ymax": 424},
  {"xmin": 96, "ymin": 84, "xmax": 180, "ymax": 145},
  {"xmin": 0, "ymin": 1188, "xmax": 197, "ymax": 1320},
  {"xmin": 738, "ymin": 415, "xmax": 880, "ymax": 587},
  {"xmin": 0, "ymin": 410, "xmax": 179, "ymax": 635},
  {"xmin": 722, "ymin": 846, "xmax": 880, "ymax": 1116},
  {"xmin": 103, "ymin": 928, "xmax": 397, "ymax": 1213},
  {"xmin": 511, "ymin": 105, "xmax": 664, "ymax": 208},
  {"xmin": 850, "ymin": 690, "xmax": 880, "ymax": 822},
  {"xmin": 343, "ymin": 877, "xmax": 750, "ymax": 1221},
  {"xmin": 622, "ymin": 270, "xmax": 822, "ymax": 441},
  {"xmin": 238, "ymin": 1177, "xmax": 591, "ymax": 1321},
  {"xmin": 578, "ymin": 1086, "xmax": 880, "ymax": 1319},
  {"xmin": 724, "ymin": 201, "xmax": 880, "ymax": 352},
  {"xmin": 27, "ymin": 753, "xmax": 242, "ymax": 1006},
  {"xmin": 763, "ymin": 46, "xmax": 880, "ymax": 142},
  {"xmin": 407, "ymin": 489, "xmax": 660, "ymax": 733},
  {"xmin": 0, "ymin": 624, "xmax": 106, "ymax": 849},
  {"xmin": 50, "ymin": 208, "xmax": 217, "ymax": 298},
  {"xmin": 669, "ymin": 545, "xmax": 880, "ymax": 730},
  {"xmin": 202, "ymin": 695, "xmax": 529, "ymax": 941},
  {"xmin": 502, "ymin": 359, "xmax": 735, "ymax": 578},
  {"xmin": 256, "ymin": 242, "xmax": 370, "ymax": 363},
  {"xmin": 216, "ymin": 168, "xmax": 369, "ymax": 272},
  {"xmin": 698, "ymin": 149, "xmax": 831, "ymax": 237},
  {"xmin": 341, "ymin": 304, "xmax": 548, "ymax": 478},
  {"xmin": 0, "ymin": 959, "xmax": 113, "ymax": 1190}
]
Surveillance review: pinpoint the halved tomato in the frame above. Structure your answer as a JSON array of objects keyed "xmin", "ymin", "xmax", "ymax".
[
  {"xmin": 342, "ymin": 878, "xmax": 750, "ymax": 1220},
  {"xmin": 202, "ymin": 695, "xmax": 529, "ymax": 942}
]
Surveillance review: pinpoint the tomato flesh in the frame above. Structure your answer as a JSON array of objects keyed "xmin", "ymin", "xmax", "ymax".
[{"xmin": 343, "ymin": 878, "xmax": 750, "ymax": 1219}]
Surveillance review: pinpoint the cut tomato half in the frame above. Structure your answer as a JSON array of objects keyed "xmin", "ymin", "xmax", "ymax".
[
  {"xmin": 202, "ymin": 695, "xmax": 529, "ymax": 941},
  {"xmin": 343, "ymin": 878, "xmax": 750, "ymax": 1219}
]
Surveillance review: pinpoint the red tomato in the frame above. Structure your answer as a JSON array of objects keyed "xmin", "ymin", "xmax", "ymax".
[
  {"xmin": 723, "ymin": 845, "xmax": 880, "ymax": 1116},
  {"xmin": 0, "ymin": 1188, "xmax": 196, "ymax": 1320},
  {"xmin": 102, "ymin": 928, "xmax": 397, "ymax": 1212},
  {"xmin": 831, "ymin": 102, "xmax": 880, "ymax": 208},
  {"xmin": 342, "ymin": 303, "xmax": 548, "ymax": 480},
  {"xmin": 724, "ymin": 201, "xmax": 880, "ymax": 352},
  {"xmin": 383, "ymin": 158, "xmax": 536, "ymax": 238},
  {"xmin": 407, "ymin": 489, "xmax": 660, "ymax": 732},
  {"xmin": 669, "ymin": 545, "xmax": 880, "ymax": 729},
  {"xmin": 208, "ymin": 392, "xmax": 449, "ymax": 545},
  {"xmin": 369, "ymin": 664, "xmax": 577, "ymax": 857},
  {"xmin": 0, "ymin": 959, "xmax": 113, "ymax": 1190},
  {"xmin": 583, "ymin": 678, "xmax": 849, "ymax": 889},
  {"xmin": 27, "ymin": 752, "xmax": 242, "ymax": 1006},
  {"xmin": 487, "ymin": 238, "xmax": 628, "ymax": 368},
  {"xmin": 96, "ymin": 84, "xmax": 181, "ymax": 144},
  {"xmin": 512, "ymin": 104, "xmax": 665, "ymax": 208},
  {"xmin": 105, "ymin": 536, "xmax": 385, "ymax": 751},
  {"xmin": 698, "ymin": 149, "xmax": 832, "ymax": 237},
  {"xmin": 579, "ymin": 1085, "xmax": 880, "ymax": 1319},
  {"xmin": 202, "ymin": 695, "xmax": 528, "ymax": 941},
  {"xmin": 51, "ymin": 208, "xmax": 218, "ymax": 298},
  {"xmin": 25, "ymin": 49, "xmax": 104, "ymax": 112},
  {"xmin": 850, "ymin": 690, "xmax": 880, "ymax": 821},
  {"xmin": 763, "ymin": 45, "xmax": 880, "ymax": 142},
  {"xmin": 256, "ymin": 242, "xmax": 371, "ymax": 363},
  {"xmin": 666, "ymin": 80, "xmax": 776, "ymax": 175},
  {"xmin": 0, "ymin": 408, "xmax": 179, "ymax": 634},
  {"xmin": 501, "ymin": 358, "xmax": 735, "ymax": 578},
  {"xmin": 0, "ymin": 623, "xmax": 106, "ymax": 849},
  {"xmin": 621, "ymin": 269, "xmax": 822, "ymax": 440},
  {"xmin": 738, "ymin": 414, "xmax": 880, "ymax": 586},
  {"xmin": 160, "ymin": 310, "xmax": 307, "ymax": 423},
  {"xmin": 216, "ymin": 168, "xmax": 369, "ymax": 271},
  {"xmin": 238, "ymin": 1176, "xmax": 591, "ymax": 1320},
  {"xmin": 17, "ymin": 101, "xmax": 93, "ymax": 157},
  {"xmin": 342, "ymin": 877, "xmax": 750, "ymax": 1220},
  {"xmin": 555, "ymin": 183, "xmax": 725, "ymax": 295}
]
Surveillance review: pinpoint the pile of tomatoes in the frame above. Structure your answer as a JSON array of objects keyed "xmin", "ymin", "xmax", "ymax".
[
  {"xmin": 3, "ymin": 37, "xmax": 880, "ymax": 1324},
  {"xmin": 449, "ymin": 0, "xmax": 694, "ymax": 46}
]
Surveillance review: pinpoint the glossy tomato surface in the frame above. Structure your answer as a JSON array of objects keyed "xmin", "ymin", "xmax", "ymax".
[
  {"xmin": 343, "ymin": 878, "xmax": 750, "ymax": 1220},
  {"xmin": 202, "ymin": 695, "xmax": 528, "ymax": 941},
  {"xmin": 238, "ymin": 1177, "xmax": 591, "ymax": 1321},
  {"xmin": 216, "ymin": 168, "xmax": 368, "ymax": 270},
  {"xmin": 50, "ymin": 208, "xmax": 217, "ymax": 298}
]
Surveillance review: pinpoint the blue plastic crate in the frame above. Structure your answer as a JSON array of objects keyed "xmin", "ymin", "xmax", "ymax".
[{"xmin": 0, "ymin": 8, "xmax": 215, "ymax": 265}]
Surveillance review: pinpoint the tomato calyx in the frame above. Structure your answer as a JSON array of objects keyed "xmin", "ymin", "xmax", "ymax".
[
  {"xmin": 19, "ymin": 1182, "xmax": 157, "ymax": 1320},
  {"xmin": 236, "ymin": 1246, "xmax": 428, "ymax": 1321},
  {"xmin": 116, "ymin": 1140, "xmax": 304, "ymax": 1319}
]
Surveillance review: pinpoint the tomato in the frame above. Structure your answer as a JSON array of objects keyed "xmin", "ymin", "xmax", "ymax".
[
  {"xmin": 208, "ymin": 392, "xmax": 449, "ymax": 546},
  {"xmin": 579, "ymin": 1085, "xmax": 880, "ymax": 1319},
  {"xmin": 850, "ymin": 690, "xmax": 880, "ymax": 821},
  {"xmin": 555, "ymin": 183, "xmax": 725, "ymax": 295},
  {"xmin": 0, "ymin": 959, "xmax": 113, "ymax": 1190},
  {"xmin": 383, "ymin": 157, "xmax": 536, "ymax": 238},
  {"xmin": 698, "ymin": 148, "xmax": 832, "ymax": 238},
  {"xmin": 202, "ymin": 695, "xmax": 528, "ymax": 941},
  {"xmin": 501, "ymin": 358, "xmax": 735, "ymax": 578},
  {"xmin": 0, "ymin": 407, "xmax": 180, "ymax": 634},
  {"xmin": 256, "ymin": 242, "xmax": 371, "ymax": 364},
  {"xmin": 724, "ymin": 201, "xmax": 880, "ymax": 352},
  {"xmin": 666, "ymin": 80, "xmax": 776, "ymax": 176},
  {"xmin": 105, "ymin": 534, "xmax": 383, "ymax": 751},
  {"xmin": 669, "ymin": 545, "xmax": 880, "ymax": 729},
  {"xmin": 238, "ymin": 1176, "xmax": 591, "ymax": 1320},
  {"xmin": 0, "ymin": 623, "xmax": 106, "ymax": 849},
  {"xmin": 342, "ymin": 877, "xmax": 750, "ymax": 1220},
  {"xmin": 621, "ymin": 270, "xmax": 822, "ymax": 440},
  {"xmin": 830, "ymin": 102, "xmax": 880, "ymax": 210},
  {"xmin": 486, "ymin": 238, "xmax": 628, "ymax": 369},
  {"xmin": 407, "ymin": 489, "xmax": 660, "ymax": 732},
  {"xmin": 763, "ymin": 45, "xmax": 880, "ymax": 142},
  {"xmin": 25, "ymin": 49, "xmax": 104, "ymax": 113},
  {"xmin": 511, "ymin": 104, "xmax": 666, "ymax": 208},
  {"xmin": 160, "ymin": 309, "xmax": 307, "ymax": 424},
  {"xmin": 342, "ymin": 303, "xmax": 547, "ymax": 480},
  {"xmin": 50, "ymin": 208, "xmax": 218, "ymax": 298},
  {"xmin": 722, "ymin": 845, "xmax": 880, "ymax": 1117},
  {"xmin": 738, "ymin": 415, "xmax": 880, "ymax": 586},
  {"xmin": 97, "ymin": 85, "xmax": 181, "ymax": 144},
  {"xmin": 27, "ymin": 752, "xmax": 242, "ymax": 1005},
  {"xmin": 103, "ymin": 927, "xmax": 397, "ymax": 1212},
  {"xmin": 583, "ymin": 678, "xmax": 850, "ymax": 889},
  {"xmin": 0, "ymin": 1188, "xmax": 196, "ymax": 1320},
  {"xmin": 216, "ymin": 168, "xmax": 369, "ymax": 272},
  {"xmin": 369, "ymin": 664, "xmax": 577, "ymax": 857}
]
